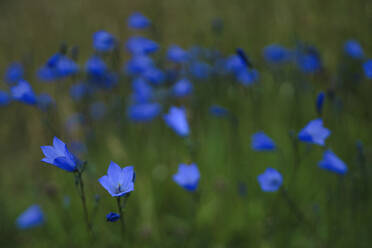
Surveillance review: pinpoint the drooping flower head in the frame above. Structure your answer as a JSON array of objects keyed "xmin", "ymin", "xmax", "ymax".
[
  {"xmin": 128, "ymin": 12, "xmax": 151, "ymax": 29},
  {"xmin": 344, "ymin": 40, "xmax": 364, "ymax": 59},
  {"xmin": 318, "ymin": 150, "xmax": 348, "ymax": 175},
  {"xmin": 106, "ymin": 212, "xmax": 121, "ymax": 222},
  {"xmin": 85, "ymin": 56, "xmax": 107, "ymax": 78},
  {"xmin": 131, "ymin": 77, "xmax": 154, "ymax": 103},
  {"xmin": 237, "ymin": 68, "xmax": 259, "ymax": 86},
  {"xmin": 171, "ymin": 78, "xmax": 193, "ymax": 98},
  {"xmin": 0, "ymin": 90, "xmax": 11, "ymax": 106},
  {"xmin": 126, "ymin": 36, "xmax": 159, "ymax": 55},
  {"xmin": 263, "ymin": 44, "xmax": 292, "ymax": 64},
  {"xmin": 189, "ymin": 61, "xmax": 212, "ymax": 80},
  {"xmin": 37, "ymin": 53, "xmax": 79, "ymax": 82},
  {"xmin": 167, "ymin": 45, "xmax": 189, "ymax": 63},
  {"xmin": 363, "ymin": 59, "xmax": 372, "ymax": 79},
  {"xmin": 41, "ymin": 137, "xmax": 79, "ymax": 172},
  {"xmin": 257, "ymin": 168, "xmax": 283, "ymax": 192},
  {"xmin": 295, "ymin": 45, "xmax": 322, "ymax": 74},
  {"xmin": 128, "ymin": 102, "xmax": 161, "ymax": 122},
  {"xmin": 10, "ymin": 80, "xmax": 37, "ymax": 105},
  {"xmin": 4, "ymin": 62, "xmax": 24, "ymax": 84},
  {"xmin": 173, "ymin": 163, "xmax": 200, "ymax": 192},
  {"xmin": 251, "ymin": 132, "xmax": 276, "ymax": 151},
  {"xmin": 142, "ymin": 66, "xmax": 165, "ymax": 85},
  {"xmin": 163, "ymin": 106, "xmax": 189, "ymax": 137},
  {"xmin": 98, "ymin": 162, "xmax": 135, "ymax": 197},
  {"xmin": 298, "ymin": 118, "xmax": 330, "ymax": 146},
  {"xmin": 16, "ymin": 205, "xmax": 44, "ymax": 230},
  {"xmin": 316, "ymin": 91, "xmax": 325, "ymax": 116},
  {"xmin": 93, "ymin": 30, "xmax": 116, "ymax": 52},
  {"xmin": 125, "ymin": 55, "xmax": 154, "ymax": 76}
]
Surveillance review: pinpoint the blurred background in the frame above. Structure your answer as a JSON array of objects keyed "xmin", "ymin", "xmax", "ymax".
[{"xmin": 0, "ymin": 0, "xmax": 372, "ymax": 247}]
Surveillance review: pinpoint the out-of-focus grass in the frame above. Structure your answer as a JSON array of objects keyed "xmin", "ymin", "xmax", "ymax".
[{"xmin": 0, "ymin": 0, "xmax": 372, "ymax": 247}]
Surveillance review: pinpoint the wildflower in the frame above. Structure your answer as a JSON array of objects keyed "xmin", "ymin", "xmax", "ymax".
[
  {"xmin": 41, "ymin": 137, "xmax": 79, "ymax": 172},
  {"xmin": 126, "ymin": 36, "xmax": 159, "ymax": 55},
  {"xmin": 106, "ymin": 212, "xmax": 121, "ymax": 222},
  {"xmin": 142, "ymin": 67, "xmax": 165, "ymax": 85},
  {"xmin": 298, "ymin": 118, "xmax": 330, "ymax": 146},
  {"xmin": 251, "ymin": 131, "xmax": 276, "ymax": 151},
  {"xmin": 318, "ymin": 150, "xmax": 348, "ymax": 175},
  {"xmin": 93, "ymin": 30, "xmax": 116, "ymax": 52},
  {"xmin": 236, "ymin": 48, "xmax": 252, "ymax": 67},
  {"xmin": 363, "ymin": 59, "xmax": 372, "ymax": 79},
  {"xmin": 189, "ymin": 61, "xmax": 211, "ymax": 80},
  {"xmin": 171, "ymin": 78, "xmax": 193, "ymax": 98},
  {"xmin": 263, "ymin": 44, "xmax": 292, "ymax": 64},
  {"xmin": 163, "ymin": 106, "xmax": 189, "ymax": 137},
  {"xmin": 257, "ymin": 168, "xmax": 283, "ymax": 192},
  {"xmin": 37, "ymin": 53, "xmax": 78, "ymax": 82},
  {"xmin": 128, "ymin": 102, "xmax": 161, "ymax": 122},
  {"xmin": 209, "ymin": 104, "xmax": 229, "ymax": 117},
  {"xmin": 131, "ymin": 78, "xmax": 153, "ymax": 103},
  {"xmin": 225, "ymin": 55, "xmax": 246, "ymax": 74},
  {"xmin": 4, "ymin": 62, "xmax": 24, "ymax": 84},
  {"xmin": 125, "ymin": 55, "xmax": 154, "ymax": 75},
  {"xmin": 237, "ymin": 68, "xmax": 259, "ymax": 86},
  {"xmin": 167, "ymin": 45, "xmax": 189, "ymax": 63},
  {"xmin": 98, "ymin": 161, "xmax": 135, "ymax": 197},
  {"xmin": 344, "ymin": 40, "xmax": 364, "ymax": 59},
  {"xmin": 128, "ymin": 12, "xmax": 151, "ymax": 29},
  {"xmin": 0, "ymin": 90, "xmax": 11, "ymax": 106},
  {"xmin": 85, "ymin": 56, "xmax": 107, "ymax": 77},
  {"xmin": 295, "ymin": 46, "xmax": 321, "ymax": 74},
  {"xmin": 316, "ymin": 91, "xmax": 325, "ymax": 115},
  {"xmin": 173, "ymin": 163, "xmax": 200, "ymax": 192},
  {"xmin": 10, "ymin": 80, "xmax": 37, "ymax": 105},
  {"xmin": 16, "ymin": 205, "xmax": 44, "ymax": 229}
]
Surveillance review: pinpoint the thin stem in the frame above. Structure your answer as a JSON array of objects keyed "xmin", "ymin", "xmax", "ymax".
[
  {"xmin": 116, "ymin": 197, "xmax": 125, "ymax": 235},
  {"xmin": 75, "ymin": 171, "xmax": 92, "ymax": 233}
]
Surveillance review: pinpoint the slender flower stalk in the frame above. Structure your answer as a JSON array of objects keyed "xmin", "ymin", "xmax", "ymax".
[{"xmin": 74, "ymin": 164, "xmax": 92, "ymax": 234}]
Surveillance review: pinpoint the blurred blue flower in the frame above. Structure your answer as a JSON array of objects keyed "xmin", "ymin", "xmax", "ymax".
[
  {"xmin": 167, "ymin": 45, "xmax": 189, "ymax": 63},
  {"xmin": 90, "ymin": 102, "xmax": 106, "ymax": 120},
  {"xmin": 298, "ymin": 118, "xmax": 330, "ymax": 146},
  {"xmin": 70, "ymin": 83, "xmax": 91, "ymax": 101},
  {"xmin": 98, "ymin": 161, "xmax": 135, "ymax": 197},
  {"xmin": 164, "ymin": 106, "xmax": 189, "ymax": 137},
  {"xmin": 85, "ymin": 56, "xmax": 107, "ymax": 77},
  {"xmin": 263, "ymin": 44, "xmax": 292, "ymax": 64},
  {"xmin": 209, "ymin": 104, "xmax": 229, "ymax": 117},
  {"xmin": 16, "ymin": 205, "xmax": 44, "ymax": 230},
  {"xmin": 0, "ymin": 90, "xmax": 11, "ymax": 106},
  {"xmin": 363, "ymin": 59, "xmax": 372, "ymax": 79},
  {"xmin": 318, "ymin": 150, "xmax": 348, "ymax": 175},
  {"xmin": 189, "ymin": 61, "xmax": 211, "ymax": 79},
  {"xmin": 10, "ymin": 80, "xmax": 37, "ymax": 105},
  {"xmin": 37, "ymin": 93, "xmax": 55, "ymax": 111},
  {"xmin": 4, "ymin": 62, "xmax": 24, "ymax": 84},
  {"xmin": 41, "ymin": 137, "xmax": 79, "ymax": 172},
  {"xmin": 171, "ymin": 78, "xmax": 193, "ymax": 98},
  {"xmin": 126, "ymin": 36, "xmax": 159, "ymax": 55},
  {"xmin": 316, "ymin": 91, "xmax": 325, "ymax": 115},
  {"xmin": 173, "ymin": 163, "xmax": 200, "ymax": 192},
  {"xmin": 225, "ymin": 55, "xmax": 246, "ymax": 74},
  {"xmin": 37, "ymin": 54, "xmax": 79, "ymax": 82},
  {"xmin": 257, "ymin": 168, "xmax": 283, "ymax": 192},
  {"xmin": 93, "ymin": 30, "xmax": 116, "ymax": 52},
  {"xmin": 128, "ymin": 12, "xmax": 151, "ymax": 29},
  {"xmin": 125, "ymin": 55, "xmax": 154, "ymax": 75},
  {"xmin": 131, "ymin": 78, "xmax": 153, "ymax": 103},
  {"xmin": 142, "ymin": 67, "xmax": 165, "ymax": 85},
  {"xmin": 106, "ymin": 212, "xmax": 121, "ymax": 222},
  {"xmin": 251, "ymin": 131, "xmax": 276, "ymax": 151},
  {"xmin": 236, "ymin": 48, "xmax": 252, "ymax": 67},
  {"xmin": 237, "ymin": 68, "xmax": 259, "ymax": 86},
  {"xmin": 344, "ymin": 40, "xmax": 364, "ymax": 59},
  {"xmin": 128, "ymin": 102, "xmax": 161, "ymax": 122},
  {"xmin": 296, "ymin": 51, "xmax": 321, "ymax": 74}
]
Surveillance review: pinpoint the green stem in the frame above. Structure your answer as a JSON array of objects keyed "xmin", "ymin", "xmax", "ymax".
[
  {"xmin": 75, "ymin": 171, "xmax": 91, "ymax": 233},
  {"xmin": 116, "ymin": 197, "xmax": 125, "ymax": 235}
]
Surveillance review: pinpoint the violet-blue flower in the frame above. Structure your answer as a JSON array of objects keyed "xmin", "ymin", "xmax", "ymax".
[
  {"xmin": 167, "ymin": 45, "xmax": 189, "ymax": 63},
  {"xmin": 263, "ymin": 44, "xmax": 292, "ymax": 64},
  {"xmin": 237, "ymin": 68, "xmax": 259, "ymax": 86},
  {"xmin": 128, "ymin": 12, "xmax": 151, "ymax": 29},
  {"xmin": 16, "ymin": 205, "xmax": 44, "ymax": 230},
  {"xmin": 93, "ymin": 30, "xmax": 116, "ymax": 52},
  {"xmin": 173, "ymin": 163, "xmax": 200, "ymax": 192},
  {"xmin": 318, "ymin": 150, "xmax": 348, "ymax": 175},
  {"xmin": 298, "ymin": 118, "xmax": 330, "ymax": 146},
  {"xmin": 106, "ymin": 212, "xmax": 121, "ymax": 222},
  {"xmin": 251, "ymin": 131, "xmax": 276, "ymax": 151},
  {"xmin": 344, "ymin": 40, "xmax": 364, "ymax": 59},
  {"xmin": 131, "ymin": 78, "xmax": 153, "ymax": 103},
  {"xmin": 0, "ymin": 90, "xmax": 11, "ymax": 106},
  {"xmin": 128, "ymin": 102, "xmax": 161, "ymax": 122},
  {"xmin": 126, "ymin": 36, "xmax": 159, "ymax": 55},
  {"xmin": 363, "ymin": 59, "xmax": 372, "ymax": 79},
  {"xmin": 125, "ymin": 55, "xmax": 154, "ymax": 75},
  {"xmin": 209, "ymin": 104, "xmax": 229, "ymax": 117},
  {"xmin": 171, "ymin": 78, "xmax": 193, "ymax": 98},
  {"xmin": 10, "ymin": 80, "xmax": 37, "ymax": 105},
  {"xmin": 4, "ymin": 62, "xmax": 24, "ymax": 84},
  {"xmin": 257, "ymin": 168, "xmax": 283, "ymax": 192},
  {"xmin": 163, "ymin": 106, "xmax": 189, "ymax": 137}
]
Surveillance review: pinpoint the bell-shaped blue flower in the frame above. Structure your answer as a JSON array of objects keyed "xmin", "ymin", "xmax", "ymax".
[
  {"xmin": 344, "ymin": 40, "xmax": 364, "ymax": 59},
  {"xmin": 127, "ymin": 12, "xmax": 151, "ymax": 29},
  {"xmin": 296, "ymin": 52, "xmax": 321, "ymax": 74},
  {"xmin": 131, "ymin": 78, "xmax": 153, "ymax": 103},
  {"xmin": 167, "ymin": 45, "xmax": 189, "ymax": 63},
  {"xmin": 363, "ymin": 59, "xmax": 372, "ymax": 79},
  {"xmin": 85, "ymin": 56, "xmax": 107, "ymax": 77},
  {"xmin": 98, "ymin": 161, "xmax": 135, "ymax": 197},
  {"xmin": 237, "ymin": 68, "xmax": 259, "ymax": 86},
  {"xmin": 189, "ymin": 61, "xmax": 211, "ymax": 80},
  {"xmin": 93, "ymin": 30, "xmax": 116, "ymax": 52},
  {"xmin": 128, "ymin": 102, "xmax": 161, "ymax": 122},
  {"xmin": 142, "ymin": 67, "xmax": 165, "ymax": 85},
  {"xmin": 10, "ymin": 80, "xmax": 37, "ymax": 105},
  {"xmin": 225, "ymin": 55, "xmax": 246, "ymax": 74},
  {"xmin": 251, "ymin": 131, "xmax": 276, "ymax": 151},
  {"xmin": 126, "ymin": 36, "xmax": 159, "ymax": 55},
  {"xmin": 318, "ymin": 150, "xmax": 348, "ymax": 175},
  {"xmin": 16, "ymin": 205, "xmax": 44, "ymax": 230},
  {"xmin": 125, "ymin": 55, "xmax": 154, "ymax": 75},
  {"xmin": 106, "ymin": 212, "xmax": 121, "ymax": 222},
  {"xmin": 0, "ymin": 90, "xmax": 11, "ymax": 106},
  {"xmin": 298, "ymin": 118, "xmax": 330, "ymax": 146},
  {"xmin": 163, "ymin": 106, "xmax": 189, "ymax": 137},
  {"xmin": 37, "ymin": 54, "xmax": 78, "ymax": 82},
  {"xmin": 263, "ymin": 44, "xmax": 292, "ymax": 64},
  {"xmin": 41, "ymin": 137, "xmax": 79, "ymax": 172},
  {"xmin": 173, "ymin": 163, "xmax": 200, "ymax": 192},
  {"xmin": 4, "ymin": 62, "xmax": 24, "ymax": 84},
  {"xmin": 171, "ymin": 78, "xmax": 193, "ymax": 98},
  {"xmin": 257, "ymin": 168, "xmax": 283, "ymax": 192}
]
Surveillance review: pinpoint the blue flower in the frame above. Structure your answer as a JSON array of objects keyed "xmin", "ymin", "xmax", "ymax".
[
  {"xmin": 0, "ymin": 90, "xmax": 11, "ymax": 106},
  {"xmin": 257, "ymin": 168, "xmax": 283, "ymax": 192},
  {"xmin": 106, "ymin": 212, "xmax": 121, "ymax": 222},
  {"xmin": 344, "ymin": 40, "xmax": 364, "ymax": 59},
  {"xmin": 125, "ymin": 55, "xmax": 154, "ymax": 75},
  {"xmin": 93, "ymin": 30, "xmax": 116, "ymax": 52},
  {"xmin": 263, "ymin": 44, "xmax": 292, "ymax": 64},
  {"xmin": 236, "ymin": 48, "xmax": 252, "ymax": 67},
  {"xmin": 189, "ymin": 61, "xmax": 211, "ymax": 79},
  {"xmin": 37, "ymin": 93, "xmax": 55, "ymax": 111},
  {"xmin": 128, "ymin": 12, "xmax": 151, "ymax": 29},
  {"xmin": 209, "ymin": 104, "xmax": 229, "ymax": 117},
  {"xmin": 298, "ymin": 118, "xmax": 330, "ymax": 146},
  {"xmin": 296, "ymin": 49, "xmax": 321, "ymax": 74},
  {"xmin": 90, "ymin": 102, "xmax": 106, "ymax": 120},
  {"xmin": 16, "ymin": 205, "xmax": 44, "ymax": 229},
  {"xmin": 316, "ymin": 91, "xmax": 325, "ymax": 115},
  {"xmin": 37, "ymin": 54, "xmax": 78, "ymax": 82},
  {"xmin": 85, "ymin": 56, "xmax": 107, "ymax": 77},
  {"xmin": 4, "ymin": 62, "xmax": 24, "ymax": 84},
  {"xmin": 237, "ymin": 68, "xmax": 259, "ymax": 86},
  {"xmin": 98, "ymin": 161, "xmax": 135, "ymax": 197},
  {"xmin": 70, "ymin": 83, "xmax": 91, "ymax": 101},
  {"xmin": 225, "ymin": 55, "xmax": 246, "ymax": 74},
  {"xmin": 251, "ymin": 132, "xmax": 276, "ymax": 151},
  {"xmin": 173, "ymin": 163, "xmax": 200, "ymax": 192},
  {"xmin": 128, "ymin": 102, "xmax": 161, "ymax": 122},
  {"xmin": 167, "ymin": 45, "xmax": 189, "ymax": 63},
  {"xmin": 163, "ymin": 106, "xmax": 189, "ymax": 137},
  {"xmin": 142, "ymin": 67, "xmax": 165, "ymax": 85},
  {"xmin": 10, "ymin": 80, "xmax": 37, "ymax": 105},
  {"xmin": 318, "ymin": 150, "xmax": 348, "ymax": 175},
  {"xmin": 363, "ymin": 59, "xmax": 372, "ymax": 79},
  {"xmin": 126, "ymin": 36, "xmax": 159, "ymax": 55},
  {"xmin": 131, "ymin": 78, "xmax": 153, "ymax": 103},
  {"xmin": 41, "ymin": 137, "xmax": 79, "ymax": 172},
  {"xmin": 171, "ymin": 78, "xmax": 193, "ymax": 98}
]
